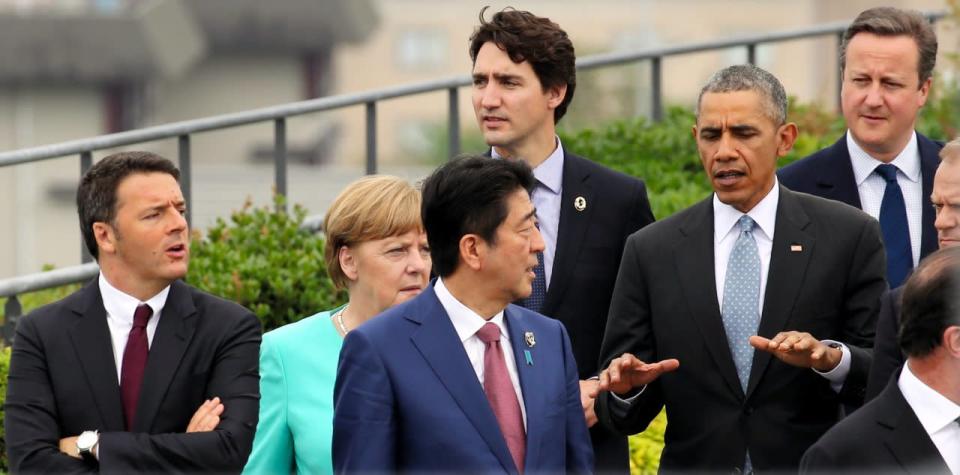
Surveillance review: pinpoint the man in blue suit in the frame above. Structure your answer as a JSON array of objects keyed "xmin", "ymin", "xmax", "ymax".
[
  {"xmin": 332, "ymin": 155, "xmax": 593, "ymax": 473},
  {"xmin": 778, "ymin": 7, "xmax": 942, "ymax": 288}
]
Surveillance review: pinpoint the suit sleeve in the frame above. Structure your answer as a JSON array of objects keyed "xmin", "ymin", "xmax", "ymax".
[
  {"xmin": 242, "ymin": 334, "xmax": 294, "ymax": 474},
  {"xmin": 332, "ymin": 329, "xmax": 396, "ymax": 473},
  {"xmin": 559, "ymin": 324, "xmax": 594, "ymax": 473},
  {"xmin": 5, "ymin": 315, "xmax": 95, "ymax": 474},
  {"xmin": 629, "ymin": 179, "xmax": 656, "ymax": 230},
  {"xmin": 865, "ymin": 288, "xmax": 902, "ymax": 401},
  {"xmin": 837, "ymin": 218, "xmax": 887, "ymax": 405},
  {"xmin": 594, "ymin": 233, "xmax": 664, "ymax": 435},
  {"xmin": 97, "ymin": 310, "xmax": 262, "ymax": 473}
]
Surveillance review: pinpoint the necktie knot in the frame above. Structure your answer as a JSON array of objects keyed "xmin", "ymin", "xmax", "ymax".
[
  {"xmin": 875, "ymin": 164, "xmax": 899, "ymax": 183},
  {"xmin": 477, "ymin": 322, "xmax": 501, "ymax": 344},
  {"xmin": 738, "ymin": 215, "xmax": 756, "ymax": 234},
  {"xmin": 133, "ymin": 304, "xmax": 152, "ymax": 329}
]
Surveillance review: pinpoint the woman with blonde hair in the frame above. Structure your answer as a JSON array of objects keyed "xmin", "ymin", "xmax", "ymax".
[{"xmin": 243, "ymin": 175, "xmax": 430, "ymax": 474}]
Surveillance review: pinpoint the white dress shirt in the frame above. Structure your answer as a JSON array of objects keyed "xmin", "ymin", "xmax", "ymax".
[
  {"xmin": 100, "ymin": 274, "xmax": 170, "ymax": 384},
  {"xmin": 712, "ymin": 180, "xmax": 849, "ymax": 390},
  {"xmin": 899, "ymin": 361, "xmax": 960, "ymax": 475},
  {"xmin": 434, "ymin": 278, "xmax": 527, "ymax": 428},
  {"xmin": 492, "ymin": 138, "xmax": 564, "ymax": 289},
  {"xmin": 847, "ymin": 130, "xmax": 923, "ymax": 267}
]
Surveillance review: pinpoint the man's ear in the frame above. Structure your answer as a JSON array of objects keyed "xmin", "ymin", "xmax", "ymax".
[
  {"xmin": 93, "ymin": 222, "xmax": 117, "ymax": 256},
  {"xmin": 338, "ymin": 246, "xmax": 359, "ymax": 281},
  {"xmin": 459, "ymin": 234, "xmax": 484, "ymax": 272},
  {"xmin": 546, "ymin": 83, "xmax": 567, "ymax": 110},
  {"xmin": 943, "ymin": 326, "xmax": 960, "ymax": 358}
]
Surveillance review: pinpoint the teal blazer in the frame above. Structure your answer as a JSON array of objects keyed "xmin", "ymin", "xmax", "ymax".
[{"xmin": 243, "ymin": 308, "xmax": 344, "ymax": 475}]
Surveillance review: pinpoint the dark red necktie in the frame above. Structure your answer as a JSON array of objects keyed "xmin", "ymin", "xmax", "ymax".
[
  {"xmin": 477, "ymin": 322, "xmax": 526, "ymax": 473},
  {"xmin": 120, "ymin": 303, "xmax": 152, "ymax": 431}
]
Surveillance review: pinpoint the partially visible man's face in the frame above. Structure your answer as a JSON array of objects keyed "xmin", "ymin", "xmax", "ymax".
[
  {"xmin": 841, "ymin": 32, "xmax": 930, "ymax": 161},
  {"xmin": 694, "ymin": 90, "xmax": 797, "ymax": 213},
  {"xmin": 471, "ymin": 41, "xmax": 563, "ymax": 156},
  {"xmin": 104, "ymin": 172, "xmax": 189, "ymax": 291},
  {"xmin": 932, "ymin": 158, "xmax": 960, "ymax": 248},
  {"xmin": 480, "ymin": 187, "xmax": 545, "ymax": 303}
]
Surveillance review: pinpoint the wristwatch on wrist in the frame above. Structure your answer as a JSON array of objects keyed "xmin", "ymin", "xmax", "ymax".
[{"xmin": 76, "ymin": 430, "xmax": 99, "ymax": 462}]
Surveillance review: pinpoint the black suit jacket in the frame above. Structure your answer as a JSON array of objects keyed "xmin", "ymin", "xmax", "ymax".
[
  {"xmin": 542, "ymin": 151, "xmax": 654, "ymax": 473},
  {"xmin": 778, "ymin": 132, "xmax": 943, "ymax": 263},
  {"xmin": 866, "ymin": 286, "xmax": 905, "ymax": 400},
  {"xmin": 801, "ymin": 369, "xmax": 951, "ymax": 474},
  {"xmin": 595, "ymin": 186, "xmax": 887, "ymax": 472},
  {"xmin": 5, "ymin": 279, "xmax": 262, "ymax": 474}
]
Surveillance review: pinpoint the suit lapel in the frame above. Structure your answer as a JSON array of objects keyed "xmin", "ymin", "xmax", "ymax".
[
  {"xmin": 505, "ymin": 307, "xmax": 543, "ymax": 471},
  {"xmin": 748, "ymin": 186, "xmax": 814, "ymax": 397},
  {"xmin": 675, "ymin": 198, "xmax": 744, "ymax": 398},
  {"xmin": 133, "ymin": 280, "xmax": 198, "ymax": 432},
  {"xmin": 918, "ymin": 133, "xmax": 939, "ymax": 259},
  {"xmin": 542, "ymin": 152, "xmax": 593, "ymax": 315},
  {"xmin": 814, "ymin": 137, "xmax": 862, "ymax": 208},
  {"xmin": 67, "ymin": 280, "xmax": 126, "ymax": 431},
  {"xmin": 408, "ymin": 286, "xmax": 518, "ymax": 474},
  {"xmin": 876, "ymin": 376, "xmax": 952, "ymax": 472}
]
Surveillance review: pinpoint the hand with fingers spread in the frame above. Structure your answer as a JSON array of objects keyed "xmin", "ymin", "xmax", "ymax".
[
  {"xmin": 749, "ymin": 332, "xmax": 842, "ymax": 372},
  {"xmin": 591, "ymin": 353, "xmax": 680, "ymax": 398},
  {"xmin": 186, "ymin": 397, "xmax": 224, "ymax": 433}
]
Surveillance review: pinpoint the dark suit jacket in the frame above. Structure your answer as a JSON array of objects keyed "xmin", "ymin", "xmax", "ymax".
[
  {"xmin": 866, "ymin": 286, "xmax": 905, "ymax": 400},
  {"xmin": 595, "ymin": 186, "xmax": 887, "ymax": 472},
  {"xmin": 778, "ymin": 132, "xmax": 943, "ymax": 263},
  {"xmin": 5, "ymin": 279, "xmax": 262, "ymax": 474},
  {"xmin": 801, "ymin": 369, "xmax": 951, "ymax": 474},
  {"xmin": 545, "ymin": 151, "xmax": 654, "ymax": 473},
  {"xmin": 332, "ymin": 282, "xmax": 593, "ymax": 474}
]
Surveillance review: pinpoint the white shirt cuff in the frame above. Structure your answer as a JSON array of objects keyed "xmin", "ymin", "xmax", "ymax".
[
  {"xmin": 610, "ymin": 385, "xmax": 647, "ymax": 406},
  {"xmin": 813, "ymin": 340, "xmax": 850, "ymax": 393}
]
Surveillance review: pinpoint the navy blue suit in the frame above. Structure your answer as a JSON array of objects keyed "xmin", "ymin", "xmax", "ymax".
[
  {"xmin": 332, "ymin": 282, "xmax": 593, "ymax": 474},
  {"xmin": 778, "ymin": 133, "xmax": 943, "ymax": 262}
]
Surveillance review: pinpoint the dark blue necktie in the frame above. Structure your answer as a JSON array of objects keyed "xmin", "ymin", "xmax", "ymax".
[
  {"xmin": 521, "ymin": 250, "xmax": 547, "ymax": 313},
  {"xmin": 875, "ymin": 164, "xmax": 912, "ymax": 287}
]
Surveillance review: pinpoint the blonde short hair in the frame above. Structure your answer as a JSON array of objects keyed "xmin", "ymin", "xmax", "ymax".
[
  {"xmin": 324, "ymin": 175, "xmax": 423, "ymax": 289},
  {"xmin": 940, "ymin": 137, "xmax": 960, "ymax": 165}
]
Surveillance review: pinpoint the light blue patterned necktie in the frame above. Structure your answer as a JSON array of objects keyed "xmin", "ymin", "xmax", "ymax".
[{"xmin": 721, "ymin": 215, "xmax": 761, "ymax": 393}]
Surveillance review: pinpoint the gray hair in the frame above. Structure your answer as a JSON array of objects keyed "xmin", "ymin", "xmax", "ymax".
[
  {"xmin": 695, "ymin": 64, "xmax": 788, "ymax": 126},
  {"xmin": 940, "ymin": 137, "xmax": 960, "ymax": 165}
]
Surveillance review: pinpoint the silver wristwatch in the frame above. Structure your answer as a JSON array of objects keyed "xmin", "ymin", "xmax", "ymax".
[{"xmin": 76, "ymin": 430, "xmax": 99, "ymax": 462}]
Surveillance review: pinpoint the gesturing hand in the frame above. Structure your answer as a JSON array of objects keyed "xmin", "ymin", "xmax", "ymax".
[
  {"xmin": 186, "ymin": 397, "xmax": 224, "ymax": 433},
  {"xmin": 749, "ymin": 332, "xmax": 842, "ymax": 372},
  {"xmin": 590, "ymin": 354, "xmax": 680, "ymax": 398}
]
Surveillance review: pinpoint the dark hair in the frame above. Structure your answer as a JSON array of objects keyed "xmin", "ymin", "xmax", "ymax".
[
  {"xmin": 469, "ymin": 7, "xmax": 576, "ymax": 123},
  {"xmin": 77, "ymin": 151, "xmax": 180, "ymax": 260},
  {"xmin": 421, "ymin": 155, "xmax": 535, "ymax": 277},
  {"xmin": 899, "ymin": 246, "xmax": 960, "ymax": 358},
  {"xmin": 840, "ymin": 7, "xmax": 938, "ymax": 85}
]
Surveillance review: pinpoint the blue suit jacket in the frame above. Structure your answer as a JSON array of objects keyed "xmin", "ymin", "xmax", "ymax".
[
  {"xmin": 332, "ymin": 282, "xmax": 593, "ymax": 474},
  {"xmin": 778, "ymin": 132, "xmax": 943, "ymax": 262}
]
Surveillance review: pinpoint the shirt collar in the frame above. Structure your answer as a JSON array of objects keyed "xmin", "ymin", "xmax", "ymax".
[
  {"xmin": 899, "ymin": 360, "xmax": 960, "ymax": 435},
  {"xmin": 434, "ymin": 278, "xmax": 508, "ymax": 343},
  {"xmin": 491, "ymin": 137, "xmax": 564, "ymax": 195},
  {"xmin": 99, "ymin": 273, "xmax": 171, "ymax": 324},
  {"xmin": 847, "ymin": 130, "xmax": 921, "ymax": 185},
  {"xmin": 713, "ymin": 178, "xmax": 780, "ymax": 244}
]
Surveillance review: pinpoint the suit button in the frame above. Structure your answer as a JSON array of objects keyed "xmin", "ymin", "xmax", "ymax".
[{"xmin": 743, "ymin": 406, "xmax": 754, "ymax": 415}]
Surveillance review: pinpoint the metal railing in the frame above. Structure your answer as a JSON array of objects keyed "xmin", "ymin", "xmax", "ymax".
[{"xmin": 0, "ymin": 10, "xmax": 949, "ymax": 344}]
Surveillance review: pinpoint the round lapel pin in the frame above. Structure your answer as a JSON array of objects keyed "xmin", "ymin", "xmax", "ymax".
[{"xmin": 574, "ymin": 196, "xmax": 586, "ymax": 212}]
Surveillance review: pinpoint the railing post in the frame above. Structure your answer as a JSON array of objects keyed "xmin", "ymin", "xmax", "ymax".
[
  {"xmin": 3, "ymin": 294, "xmax": 22, "ymax": 346},
  {"xmin": 274, "ymin": 118, "xmax": 288, "ymax": 212},
  {"xmin": 746, "ymin": 43, "xmax": 756, "ymax": 65},
  {"xmin": 178, "ymin": 135, "xmax": 193, "ymax": 229},
  {"xmin": 365, "ymin": 102, "xmax": 377, "ymax": 175},
  {"xmin": 80, "ymin": 151, "xmax": 93, "ymax": 263},
  {"xmin": 836, "ymin": 32, "xmax": 844, "ymax": 112},
  {"xmin": 448, "ymin": 87, "xmax": 460, "ymax": 160},
  {"xmin": 651, "ymin": 56, "xmax": 663, "ymax": 122}
]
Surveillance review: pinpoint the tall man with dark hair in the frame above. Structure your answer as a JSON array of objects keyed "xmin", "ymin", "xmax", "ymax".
[
  {"xmin": 469, "ymin": 9, "xmax": 655, "ymax": 471},
  {"xmin": 333, "ymin": 155, "xmax": 593, "ymax": 473},
  {"xmin": 779, "ymin": 7, "xmax": 942, "ymax": 288},
  {"xmin": 5, "ymin": 152, "xmax": 261, "ymax": 473},
  {"xmin": 592, "ymin": 65, "xmax": 887, "ymax": 472},
  {"xmin": 802, "ymin": 246, "xmax": 960, "ymax": 474}
]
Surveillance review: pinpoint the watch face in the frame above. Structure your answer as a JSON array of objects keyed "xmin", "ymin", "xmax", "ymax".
[{"xmin": 77, "ymin": 431, "xmax": 97, "ymax": 451}]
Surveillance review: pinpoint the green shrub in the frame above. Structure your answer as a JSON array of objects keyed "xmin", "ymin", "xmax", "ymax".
[
  {"xmin": 0, "ymin": 346, "xmax": 9, "ymax": 473},
  {"xmin": 187, "ymin": 196, "xmax": 347, "ymax": 332}
]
